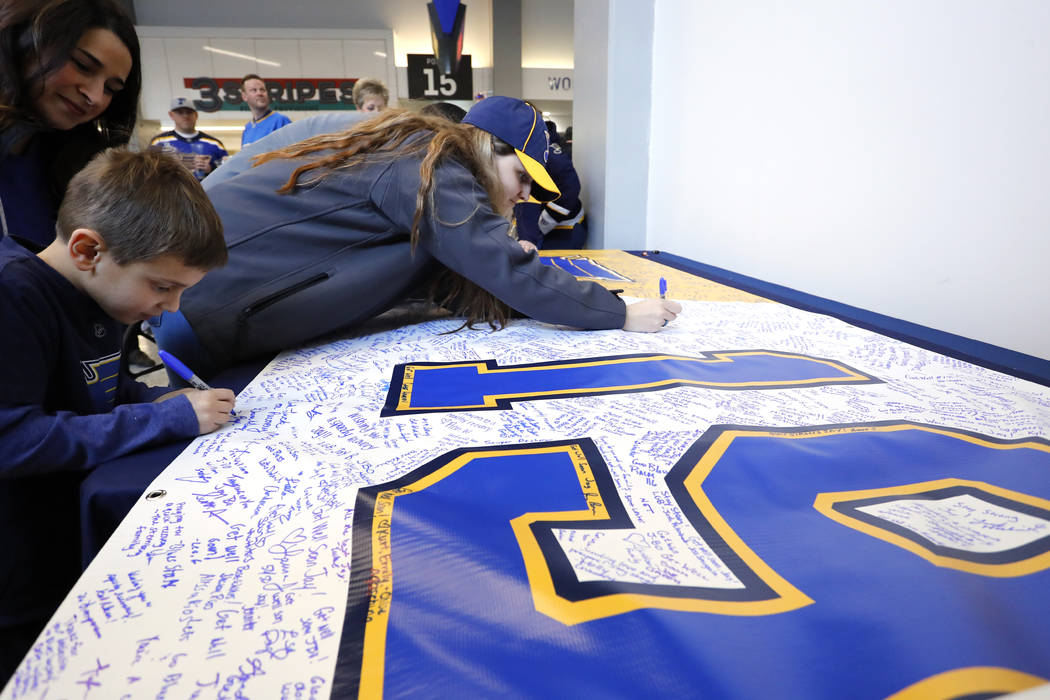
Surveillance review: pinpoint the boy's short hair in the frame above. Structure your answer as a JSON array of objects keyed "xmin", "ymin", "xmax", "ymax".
[{"xmin": 56, "ymin": 149, "xmax": 227, "ymax": 269}]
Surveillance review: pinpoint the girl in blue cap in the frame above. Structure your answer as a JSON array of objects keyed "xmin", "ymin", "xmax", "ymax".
[{"xmin": 153, "ymin": 97, "xmax": 681, "ymax": 380}]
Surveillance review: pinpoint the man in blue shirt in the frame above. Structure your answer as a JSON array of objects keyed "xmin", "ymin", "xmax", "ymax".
[
  {"xmin": 148, "ymin": 97, "xmax": 228, "ymax": 181},
  {"xmin": 240, "ymin": 74, "xmax": 291, "ymax": 147}
]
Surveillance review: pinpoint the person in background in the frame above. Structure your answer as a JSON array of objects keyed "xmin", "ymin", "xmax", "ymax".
[
  {"xmin": 545, "ymin": 119, "xmax": 559, "ymax": 141},
  {"xmin": 0, "ymin": 149, "xmax": 233, "ymax": 684},
  {"xmin": 0, "ymin": 0, "xmax": 141, "ymax": 252},
  {"xmin": 151, "ymin": 97, "xmax": 681, "ymax": 381},
  {"xmin": 419, "ymin": 100, "xmax": 466, "ymax": 122},
  {"xmin": 206, "ymin": 111, "xmax": 369, "ymax": 188},
  {"xmin": 514, "ymin": 114, "xmax": 587, "ymax": 251},
  {"xmin": 239, "ymin": 73, "xmax": 291, "ymax": 147},
  {"xmin": 208, "ymin": 102, "xmax": 463, "ymax": 190},
  {"xmin": 351, "ymin": 77, "xmax": 389, "ymax": 113},
  {"xmin": 148, "ymin": 96, "xmax": 227, "ymax": 181}
]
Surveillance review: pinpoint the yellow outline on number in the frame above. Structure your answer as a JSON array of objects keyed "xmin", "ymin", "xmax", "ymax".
[
  {"xmin": 357, "ymin": 441, "xmax": 813, "ymax": 697},
  {"xmin": 884, "ymin": 666, "xmax": 1047, "ymax": 699}
]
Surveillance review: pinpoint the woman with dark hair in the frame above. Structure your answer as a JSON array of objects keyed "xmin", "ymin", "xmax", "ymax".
[{"xmin": 0, "ymin": 0, "xmax": 141, "ymax": 251}]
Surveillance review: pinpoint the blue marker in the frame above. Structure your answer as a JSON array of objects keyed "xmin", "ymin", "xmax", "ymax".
[
  {"xmin": 658, "ymin": 277, "xmax": 670, "ymax": 326},
  {"xmin": 158, "ymin": 350, "xmax": 212, "ymax": 391}
]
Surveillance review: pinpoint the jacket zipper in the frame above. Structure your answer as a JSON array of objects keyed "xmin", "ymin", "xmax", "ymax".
[
  {"xmin": 233, "ymin": 272, "xmax": 331, "ymax": 360},
  {"xmin": 237, "ymin": 272, "xmax": 331, "ymax": 325}
]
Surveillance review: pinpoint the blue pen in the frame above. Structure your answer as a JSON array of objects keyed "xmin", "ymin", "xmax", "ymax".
[
  {"xmin": 659, "ymin": 277, "xmax": 668, "ymax": 299},
  {"xmin": 158, "ymin": 350, "xmax": 212, "ymax": 391}
]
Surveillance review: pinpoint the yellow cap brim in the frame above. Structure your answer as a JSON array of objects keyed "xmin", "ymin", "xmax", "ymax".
[{"xmin": 516, "ymin": 148, "xmax": 560, "ymax": 202}]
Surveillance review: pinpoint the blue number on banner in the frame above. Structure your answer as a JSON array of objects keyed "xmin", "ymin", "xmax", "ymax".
[
  {"xmin": 333, "ymin": 423, "xmax": 1050, "ymax": 700},
  {"xmin": 382, "ymin": 350, "xmax": 880, "ymax": 415},
  {"xmin": 540, "ymin": 255, "xmax": 632, "ymax": 280}
]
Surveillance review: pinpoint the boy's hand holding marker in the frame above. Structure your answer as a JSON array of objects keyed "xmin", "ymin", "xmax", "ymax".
[
  {"xmin": 156, "ymin": 350, "xmax": 236, "ymax": 434},
  {"xmin": 621, "ymin": 277, "xmax": 682, "ymax": 332}
]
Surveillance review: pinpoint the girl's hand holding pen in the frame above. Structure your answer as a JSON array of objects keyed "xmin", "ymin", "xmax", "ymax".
[{"xmin": 622, "ymin": 299, "xmax": 682, "ymax": 332}]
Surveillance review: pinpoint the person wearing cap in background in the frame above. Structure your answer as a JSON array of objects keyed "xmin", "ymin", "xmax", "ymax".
[
  {"xmin": 150, "ymin": 96, "xmax": 682, "ymax": 381},
  {"xmin": 514, "ymin": 112, "xmax": 587, "ymax": 251},
  {"xmin": 148, "ymin": 97, "xmax": 227, "ymax": 181}
]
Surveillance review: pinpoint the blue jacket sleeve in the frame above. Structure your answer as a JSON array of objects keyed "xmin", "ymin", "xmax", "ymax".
[
  {"xmin": 514, "ymin": 202, "xmax": 545, "ymax": 247},
  {"xmin": 0, "ymin": 396, "xmax": 199, "ymax": 478},
  {"xmin": 543, "ymin": 144, "xmax": 582, "ymax": 217},
  {"xmin": 0, "ymin": 273, "xmax": 201, "ymax": 477}
]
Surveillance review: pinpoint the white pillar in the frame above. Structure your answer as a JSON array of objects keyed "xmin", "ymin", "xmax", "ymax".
[
  {"xmin": 573, "ymin": 0, "xmax": 654, "ymax": 250},
  {"xmin": 492, "ymin": 0, "xmax": 523, "ymax": 97}
]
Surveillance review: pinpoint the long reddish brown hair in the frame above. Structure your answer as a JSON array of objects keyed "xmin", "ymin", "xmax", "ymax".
[{"xmin": 252, "ymin": 108, "xmax": 517, "ymax": 330}]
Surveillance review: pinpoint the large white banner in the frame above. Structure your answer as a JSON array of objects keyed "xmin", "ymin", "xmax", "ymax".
[{"xmin": 5, "ymin": 253, "xmax": 1049, "ymax": 699}]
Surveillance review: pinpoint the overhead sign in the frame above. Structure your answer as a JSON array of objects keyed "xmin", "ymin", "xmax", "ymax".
[
  {"xmin": 182, "ymin": 77, "xmax": 364, "ymax": 112},
  {"xmin": 406, "ymin": 53, "xmax": 473, "ymax": 100},
  {"xmin": 427, "ymin": 0, "xmax": 466, "ymax": 75},
  {"xmin": 523, "ymin": 68, "xmax": 574, "ymax": 101}
]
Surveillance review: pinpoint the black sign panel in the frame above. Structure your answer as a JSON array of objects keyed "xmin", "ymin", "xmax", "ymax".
[{"xmin": 406, "ymin": 53, "xmax": 473, "ymax": 100}]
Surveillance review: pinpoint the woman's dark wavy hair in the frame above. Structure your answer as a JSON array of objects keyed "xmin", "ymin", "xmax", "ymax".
[{"xmin": 0, "ymin": 0, "xmax": 142, "ymax": 145}]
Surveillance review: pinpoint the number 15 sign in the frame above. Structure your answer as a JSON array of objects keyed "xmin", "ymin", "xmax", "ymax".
[{"xmin": 407, "ymin": 53, "xmax": 474, "ymax": 100}]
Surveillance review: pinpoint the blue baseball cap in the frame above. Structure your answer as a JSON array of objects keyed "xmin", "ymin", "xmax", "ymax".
[{"xmin": 463, "ymin": 96, "xmax": 560, "ymax": 202}]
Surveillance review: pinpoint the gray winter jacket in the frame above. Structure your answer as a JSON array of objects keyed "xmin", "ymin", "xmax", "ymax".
[{"xmin": 180, "ymin": 133, "xmax": 625, "ymax": 367}]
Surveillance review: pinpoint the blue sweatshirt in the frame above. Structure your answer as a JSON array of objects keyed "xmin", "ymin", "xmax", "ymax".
[
  {"xmin": 241, "ymin": 110, "xmax": 292, "ymax": 147},
  {"xmin": 0, "ymin": 237, "xmax": 199, "ymax": 628}
]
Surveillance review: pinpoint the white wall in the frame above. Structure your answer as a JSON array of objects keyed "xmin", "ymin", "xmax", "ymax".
[
  {"xmin": 137, "ymin": 27, "xmax": 396, "ymax": 122},
  {"xmin": 574, "ymin": 0, "xmax": 653, "ymax": 250},
  {"xmin": 522, "ymin": 0, "xmax": 573, "ymax": 68},
  {"xmin": 572, "ymin": 1, "xmax": 609, "ymax": 249},
  {"xmin": 134, "ymin": 0, "xmax": 493, "ymax": 70},
  {"xmin": 646, "ymin": 0, "xmax": 1050, "ymax": 360}
]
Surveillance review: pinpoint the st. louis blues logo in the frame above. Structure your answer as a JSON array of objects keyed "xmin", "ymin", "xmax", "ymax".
[
  {"xmin": 81, "ymin": 351, "xmax": 120, "ymax": 384},
  {"xmin": 82, "ymin": 350, "xmax": 121, "ymax": 406}
]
